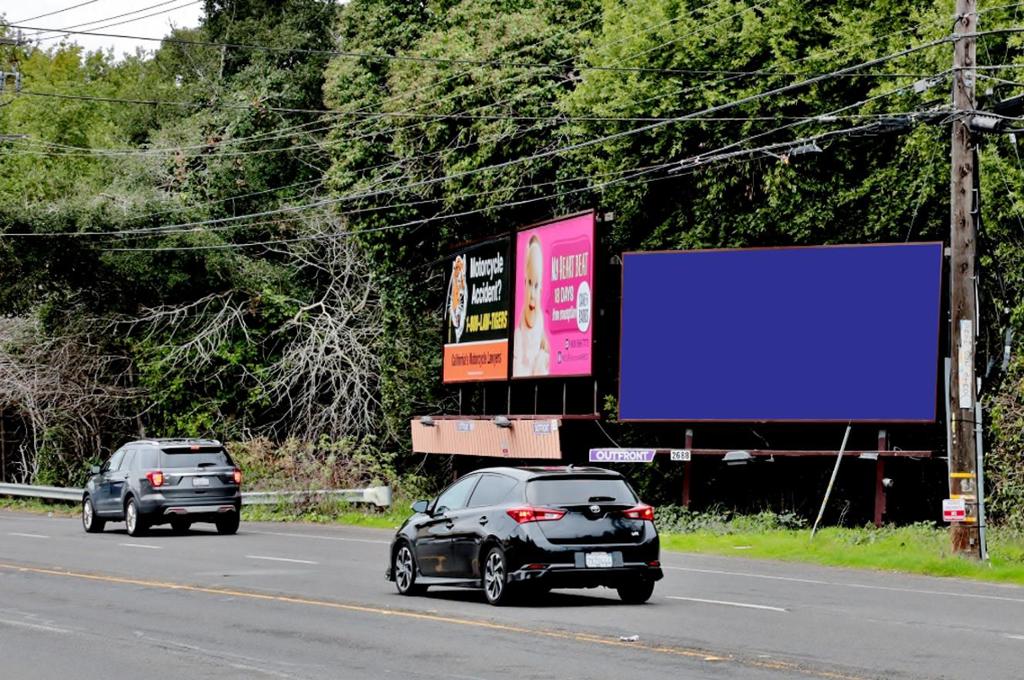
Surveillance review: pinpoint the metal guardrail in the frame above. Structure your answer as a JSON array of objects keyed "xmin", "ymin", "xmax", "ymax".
[
  {"xmin": 0, "ymin": 483, "xmax": 392, "ymax": 508},
  {"xmin": 0, "ymin": 483, "xmax": 82, "ymax": 502},
  {"xmin": 242, "ymin": 487, "xmax": 392, "ymax": 508}
]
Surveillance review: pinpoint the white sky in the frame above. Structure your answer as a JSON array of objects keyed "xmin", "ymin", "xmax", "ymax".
[{"xmin": 1, "ymin": 0, "xmax": 205, "ymax": 58}]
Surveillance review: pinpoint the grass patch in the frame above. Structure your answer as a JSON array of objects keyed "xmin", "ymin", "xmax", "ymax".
[
  {"xmin": 660, "ymin": 523, "xmax": 1024, "ymax": 585},
  {"xmin": 0, "ymin": 497, "xmax": 78, "ymax": 517},
  {"xmin": 241, "ymin": 499, "xmax": 407, "ymax": 530}
]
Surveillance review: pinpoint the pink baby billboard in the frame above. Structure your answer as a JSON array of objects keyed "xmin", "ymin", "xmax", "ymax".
[{"xmin": 512, "ymin": 212, "xmax": 595, "ymax": 378}]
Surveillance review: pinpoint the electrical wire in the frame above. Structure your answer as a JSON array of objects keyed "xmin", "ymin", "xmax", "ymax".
[
  {"xmin": 6, "ymin": 108, "xmax": 944, "ymax": 159},
  {"xmin": 29, "ymin": 0, "xmax": 202, "ymax": 42},
  {"xmin": 99, "ymin": 120, "xmax": 904, "ymax": 253},
  {"xmin": 0, "ymin": 50, "xmax": 952, "ymax": 242},
  {"xmin": 11, "ymin": 0, "xmax": 102, "ymax": 24},
  {"xmin": 3, "ymin": 79, "xmax": 943, "ymax": 243},
  {"xmin": 4, "ymin": 6, "xmax": 947, "ymax": 168},
  {"xmin": 0, "ymin": 11, "xmax": 964, "ymax": 240}
]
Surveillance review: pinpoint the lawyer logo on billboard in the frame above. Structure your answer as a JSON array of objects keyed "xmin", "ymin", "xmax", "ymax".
[
  {"xmin": 512, "ymin": 212, "xmax": 595, "ymax": 378},
  {"xmin": 443, "ymin": 237, "xmax": 511, "ymax": 383}
]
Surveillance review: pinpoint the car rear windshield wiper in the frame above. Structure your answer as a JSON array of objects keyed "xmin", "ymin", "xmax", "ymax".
[{"xmin": 196, "ymin": 462, "xmax": 218, "ymax": 468}]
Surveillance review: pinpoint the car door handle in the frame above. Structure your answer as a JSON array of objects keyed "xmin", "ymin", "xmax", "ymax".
[
  {"xmin": 445, "ymin": 521, "xmax": 455, "ymax": 529},
  {"xmin": 478, "ymin": 516, "xmax": 488, "ymax": 525}
]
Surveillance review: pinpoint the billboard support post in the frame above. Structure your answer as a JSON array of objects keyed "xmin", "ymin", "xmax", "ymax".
[
  {"xmin": 681, "ymin": 429, "xmax": 694, "ymax": 507},
  {"xmin": 948, "ymin": 0, "xmax": 981, "ymax": 558},
  {"xmin": 873, "ymin": 430, "xmax": 888, "ymax": 527}
]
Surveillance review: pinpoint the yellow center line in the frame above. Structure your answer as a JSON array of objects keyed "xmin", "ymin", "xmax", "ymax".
[{"xmin": 0, "ymin": 561, "xmax": 868, "ymax": 680}]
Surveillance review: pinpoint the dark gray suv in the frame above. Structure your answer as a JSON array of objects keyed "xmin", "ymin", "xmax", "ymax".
[{"xmin": 82, "ymin": 439, "xmax": 242, "ymax": 536}]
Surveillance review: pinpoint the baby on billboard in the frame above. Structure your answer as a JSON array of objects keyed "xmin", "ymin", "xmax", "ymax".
[{"xmin": 513, "ymin": 234, "xmax": 551, "ymax": 376}]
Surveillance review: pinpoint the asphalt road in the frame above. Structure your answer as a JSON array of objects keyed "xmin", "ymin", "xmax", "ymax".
[{"xmin": 1, "ymin": 511, "xmax": 1022, "ymax": 680}]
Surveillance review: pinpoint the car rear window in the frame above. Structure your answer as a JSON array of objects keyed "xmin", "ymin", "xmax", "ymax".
[
  {"xmin": 526, "ymin": 477, "xmax": 637, "ymax": 505},
  {"xmin": 160, "ymin": 448, "xmax": 233, "ymax": 468}
]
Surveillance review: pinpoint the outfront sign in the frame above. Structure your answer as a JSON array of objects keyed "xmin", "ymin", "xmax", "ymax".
[
  {"xmin": 443, "ymin": 237, "xmax": 511, "ymax": 383},
  {"xmin": 588, "ymin": 449, "xmax": 655, "ymax": 463}
]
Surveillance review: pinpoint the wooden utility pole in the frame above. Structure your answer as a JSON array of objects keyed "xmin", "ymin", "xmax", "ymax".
[{"xmin": 949, "ymin": 0, "xmax": 981, "ymax": 558}]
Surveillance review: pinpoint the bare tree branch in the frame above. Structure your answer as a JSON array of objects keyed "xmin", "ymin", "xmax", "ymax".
[{"xmin": 263, "ymin": 214, "xmax": 385, "ymax": 442}]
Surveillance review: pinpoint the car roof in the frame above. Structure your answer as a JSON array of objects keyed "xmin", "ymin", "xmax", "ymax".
[
  {"xmin": 469, "ymin": 466, "xmax": 623, "ymax": 481},
  {"xmin": 125, "ymin": 438, "xmax": 223, "ymax": 447}
]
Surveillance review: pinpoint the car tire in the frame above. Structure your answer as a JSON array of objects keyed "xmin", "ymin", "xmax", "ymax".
[
  {"xmin": 616, "ymin": 580, "xmax": 655, "ymax": 604},
  {"xmin": 170, "ymin": 518, "xmax": 191, "ymax": 534},
  {"xmin": 125, "ymin": 497, "xmax": 148, "ymax": 537},
  {"xmin": 215, "ymin": 513, "xmax": 240, "ymax": 535},
  {"xmin": 482, "ymin": 546, "xmax": 515, "ymax": 606},
  {"xmin": 393, "ymin": 543, "xmax": 427, "ymax": 596},
  {"xmin": 82, "ymin": 496, "xmax": 105, "ymax": 534}
]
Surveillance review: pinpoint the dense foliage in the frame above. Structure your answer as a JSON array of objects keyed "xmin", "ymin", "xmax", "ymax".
[{"xmin": 1, "ymin": 1, "xmax": 1024, "ymax": 522}]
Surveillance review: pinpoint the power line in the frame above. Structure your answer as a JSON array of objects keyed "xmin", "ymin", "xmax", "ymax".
[
  {"xmin": 3, "ymin": 4, "xmax": 774, "ymax": 229},
  {"xmin": 1, "ymin": 14, "xmax": 966, "ymax": 239},
  {"xmin": 99, "ymin": 119, "xmax": 904, "ymax": 253},
  {"xmin": 313, "ymin": 6, "xmax": 951, "ymax": 195},
  {"xmin": 28, "ymin": 0, "xmax": 192, "ymax": 38},
  {"xmin": 5, "ymin": 108, "xmax": 943, "ymax": 158},
  {"xmin": 1, "ymin": 6, "xmax": 792, "ymax": 170},
  {"xmin": 1, "ymin": 53, "xmax": 950, "ymax": 245},
  {"xmin": 1, "ymin": 78, "xmax": 943, "ymax": 242},
  {"xmin": 34, "ymin": 0, "xmax": 204, "ymax": 43},
  {"xmin": 11, "ymin": 0, "xmax": 101, "ymax": 24},
  {"xmin": 7, "ymin": 5, "xmax": 938, "ymax": 166}
]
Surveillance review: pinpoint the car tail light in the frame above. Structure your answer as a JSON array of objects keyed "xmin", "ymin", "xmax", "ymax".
[
  {"xmin": 232, "ymin": 468, "xmax": 242, "ymax": 485},
  {"xmin": 623, "ymin": 504, "xmax": 655, "ymax": 521},
  {"xmin": 506, "ymin": 507, "xmax": 566, "ymax": 523},
  {"xmin": 146, "ymin": 470, "xmax": 164, "ymax": 488},
  {"xmin": 648, "ymin": 560, "xmax": 661, "ymax": 567}
]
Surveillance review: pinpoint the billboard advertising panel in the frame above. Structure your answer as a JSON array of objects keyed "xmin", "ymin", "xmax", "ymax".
[
  {"xmin": 619, "ymin": 243, "xmax": 943, "ymax": 421},
  {"xmin": 512, "ymin": 212, "xmax": 595, "ymax": 378},
  {"xmin": 443, "ymin": 237, "xmax": 510, "ymax": 383}
]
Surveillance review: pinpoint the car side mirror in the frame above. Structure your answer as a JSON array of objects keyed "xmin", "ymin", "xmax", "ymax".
[
  {"xmin": 411, "ymin": 500, "xmax": 429, "ymax": 514},
  {"xmin": 90, "ymin": 465, "xmax": 101, "ymax": 475}
]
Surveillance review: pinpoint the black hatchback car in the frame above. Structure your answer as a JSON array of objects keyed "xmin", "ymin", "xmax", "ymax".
[
  {"xmin": 387, "ymin": 466, "xmax": 662, "ymax": 605},
  {"xmin": 82, "ymin": 439, "xmax": 242, "ymax": 536}
]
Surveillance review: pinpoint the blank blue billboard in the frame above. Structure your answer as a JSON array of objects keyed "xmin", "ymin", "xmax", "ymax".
[{"xmin": 618, "ymin": 243, "xmax": 943, "ymax": 422}]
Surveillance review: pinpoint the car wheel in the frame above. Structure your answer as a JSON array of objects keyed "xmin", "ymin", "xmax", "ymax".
[
  {"xmin": 215, "ymin": 513, "xmax": 240, "ymax": 535},
  {"xmin": 170, "ymin": 518, "xmax": 191, "ymax": 534},
  {"xmin": 483, "ymin": 546, "xmax": 515, "ymax": 606},
  {"xmin": 616, "ymin": 580, "xmax": 655, "ymax": 604},
  {"xmin": 393, "ymin": 543, "xmax": 426, "ymax": 596},
  {"xmin": 125, "ymin": 497, "xmax": 148, "ymax": 537},
  {"xmin": 82, "ymin": 496, "xmax": 105, "ymax": 534}
]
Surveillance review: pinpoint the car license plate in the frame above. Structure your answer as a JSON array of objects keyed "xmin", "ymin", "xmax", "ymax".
[
  {"xmin": 585, "ymin": 552, "xmax": 613, "ymax": 568},
  {"xmin": 193, "ymin": 477, "xmax": 210, "ymax": 487}
]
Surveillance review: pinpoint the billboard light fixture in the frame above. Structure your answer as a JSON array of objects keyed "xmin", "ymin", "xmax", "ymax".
[
  {"xmin": 723, "ymin": 450, "xmax": 752, "ymax": 466},
  {"xmin": 419, "ymin": 416, "xmax": 436, "ymax": 427},
  {"xmin": 859, "ymin": 452, "xmax": 879, "ymax": 461},
  {"xmin": 493, "ymin": 415, "xmax": 513, "ymax": 429}
]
